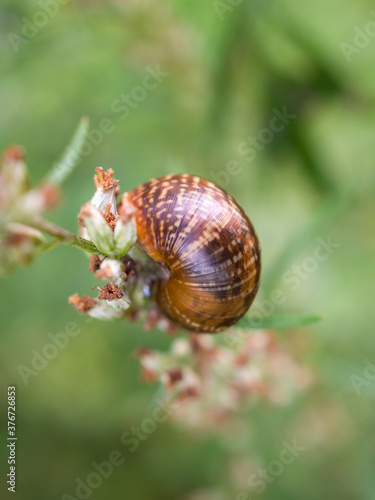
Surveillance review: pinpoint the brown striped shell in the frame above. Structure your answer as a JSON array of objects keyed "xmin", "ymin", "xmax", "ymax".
[{"xmin": 127, "ymin": 174, "xmax": 261, "ymax": 333}]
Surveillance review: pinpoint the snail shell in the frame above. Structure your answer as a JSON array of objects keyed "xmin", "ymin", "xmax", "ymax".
[{"xmin": 127, "ymin": 174, "xmax": 261, "ymax": 333}]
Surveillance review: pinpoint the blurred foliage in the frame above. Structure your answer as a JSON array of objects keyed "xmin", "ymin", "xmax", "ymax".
[{"xmin": 0, "ymin": 0, "xmax": 375, "ymax": 499}]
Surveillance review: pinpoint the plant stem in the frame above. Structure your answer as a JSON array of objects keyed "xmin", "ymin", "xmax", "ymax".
[
  {"xmin": 45, "ymin": 116, "xmax": 90, "ymax": 186},
  {"xmin": 29, "ymin": 218, "xmax": 99, "ymax": 254}
]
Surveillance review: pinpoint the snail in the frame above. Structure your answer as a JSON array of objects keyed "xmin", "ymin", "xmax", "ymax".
[{"xmin": 126, "ymin": 174, "xmax": 261, "ymax": 333}]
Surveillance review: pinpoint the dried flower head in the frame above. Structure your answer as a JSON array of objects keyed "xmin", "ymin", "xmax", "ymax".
[
  {"xmin": 78, "ymin": 168, "xmax": 136, "ymax": 258},
  {"xmin": 0, "ymin": 145, "xmax": 60, "ymax": 273},
  {"xmin": 136, "ymin": 330, "xmax": 314, "ymax": 429}
]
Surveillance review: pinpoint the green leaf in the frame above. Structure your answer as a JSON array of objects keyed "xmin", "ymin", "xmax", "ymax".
[
  {"xmin": 235, "ymin": 313, "xmax": 325, "ymax": 330},
  {"xmin": 45, "ymin": 116, "xmax": 90, "ymax": 185}
]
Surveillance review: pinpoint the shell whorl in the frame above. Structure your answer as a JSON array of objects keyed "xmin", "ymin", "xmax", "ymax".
[{"xmin": 127, "ymin": 174, "xmax": 261, "ymax": 333}]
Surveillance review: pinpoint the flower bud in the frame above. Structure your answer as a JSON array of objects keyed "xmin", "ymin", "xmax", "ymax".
[
  {"xmin": 69, "ymin": 283, "xmax": 130, "ymax": 320},
  {"xmin": 0, "ymin": 223, "xmax": 46, "ymax": 273},
  {"xmin": 91, "ymin": 167, "xmax": 119, "ymax": 212},
  {"xmin": 87, "ymin": 295, "xmax": 131, "ymax": 320},
  {"xmin": 80, "ymin": 203, "xmax": 116, "ymax": 256},
  {"xmin": 94, "ymin": 258, "xmax": 123, "ymax": 281},
  {"xmin": 79, "ymin": 168, "xmax": 137, "ymax": 258},
  {"xmin": 17, "ymin": 182, "xmax": 61, "ymax": 218},
  {"xmin": 113, "ymin": 215, "xmax": 137, "ymax": 257},
  {"xmin": 0, "ymin": 145, "xmax": 61, "ymax": 226},
  {"xmin": 0, "ymin": 146, "xmax": 28, "ymax": 210},
  {"xmin": 80, "ymin": 202, "xmax": 137, "ymax": 258}
]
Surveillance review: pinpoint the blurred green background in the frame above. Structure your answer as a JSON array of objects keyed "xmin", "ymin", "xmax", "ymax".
[{"xmin": 1, "ymin": 1, "xmax": 375, "ymax": 499}]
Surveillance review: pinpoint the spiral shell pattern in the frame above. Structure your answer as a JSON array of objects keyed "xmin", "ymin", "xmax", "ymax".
[{"xmin": 128, "ymin": 174, "xmax": 261, "ymax": 333}]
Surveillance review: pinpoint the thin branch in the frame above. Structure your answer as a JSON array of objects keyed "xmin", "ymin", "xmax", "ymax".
[{"xmin": 29, "ymin": 218, "xmax": 100, "ymax": 254}]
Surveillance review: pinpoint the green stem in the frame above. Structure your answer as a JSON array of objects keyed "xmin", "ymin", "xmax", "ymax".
[
  {"xmin": 45, "ymin": 116, "xmax": 90, "ymax": 186},
  {"xmin": 29, "ymin": 218, "xmax": 100, "ymax": 254}
]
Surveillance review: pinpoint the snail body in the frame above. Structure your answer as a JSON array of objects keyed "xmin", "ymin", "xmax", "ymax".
[{"xmin": 127, "ymin": 174, "xmax": 261, "ymax": 333}]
